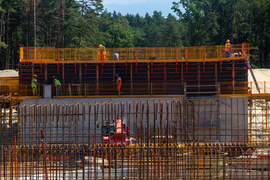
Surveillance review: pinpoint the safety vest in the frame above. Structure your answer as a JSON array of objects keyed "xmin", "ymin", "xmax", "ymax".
[
  {"xmin": 116, "ymin": 77, "xmax": 122, "ymax": 86},
  {"xmin": 225, "ymin": 43, "xmax": 231, "ymax": 52},
  {"xmin": 54, "ymin": 79, "xmax": 61, "ymax": 87},
  {"xmin": 100, "ymin": 46, "xmax": 106, "ymax": 55},
  {"xmin": 31, "ymin": 78, "xmax": 37, "ymax": 88}
]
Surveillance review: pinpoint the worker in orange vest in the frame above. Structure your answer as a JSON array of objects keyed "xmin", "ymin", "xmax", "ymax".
[
  {"xmin": 116, "ymin": 74, "xmax": 122, "ymax": 93},
  {"xmin": 99, "ymin": 44, "xmax": 106, "ymax": 60},
  {"xmin": 225, "ymin": 39, "xmax": 232, "ymax": 58}
]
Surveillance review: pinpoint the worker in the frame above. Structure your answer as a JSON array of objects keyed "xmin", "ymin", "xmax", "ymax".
[
  {"xmin": 225, "ymin": 39, "xmax": 232, "ymax": 58},
  {"xmin": 113, "ymin": 52, "xmax": 119, "ymax": 60},
  {"xmin": 53, "ymin": 76, "xmax": 62, "ymax": 96},
  {"xmin": 233, "ymin": 52, "xmax": 242, "ymax": 57},
  {"xmin": 99, "ymin": 44, "xmax": 106, "ymax": 60},
  {"xmin": 116, "ymin": 74, "xmax": 122, "ymax": 94},
  {"xmin": 31, "ymin": 74, "xmax": 38, "ymax": 96}
]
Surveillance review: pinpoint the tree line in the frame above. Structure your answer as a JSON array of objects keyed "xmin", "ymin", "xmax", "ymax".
[{"xmin": 0, "ymin": 0, "xmax": 269, "ymax": 69}]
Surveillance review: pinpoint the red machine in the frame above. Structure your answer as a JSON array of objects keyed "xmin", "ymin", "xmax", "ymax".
[{"xmin": 102, "ymin": 116, "xmax": 135, "ymax": 145}]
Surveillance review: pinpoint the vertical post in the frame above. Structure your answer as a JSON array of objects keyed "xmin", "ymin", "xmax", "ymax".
[
  {"xmin": 181, "ymin": 63, "xmax": 184, "ymax": 86},
  {"xmin": 184, "ymin": 82, "xmax": 186, "ymax": 98},
  {"xmin": 198, "ymin": 64, "xmax": 201, "ymax": 93},
  {"xmin": 185, "ymin": 47, "xmax": 188, "ymax": 72},
  {"xmin": 232, "ymin": 61, "xmax": 235, "ymax": 94},
  {"xmin": 44, "ymin": 64, "xmax": 47, "ymax": 83},
  {"xmin": 151, "ymin": 82, "xmax": 153, "ymax": 97},
  {"xmin": 264, "ymin": 81, "xmax": 266, "ymax": 93},
  {"xmin": 32, "ymin": 62, "xmax": 35, "ymax": 79},
  {"xmin": 130, "ymin": 64, "xmax": 133, "ymax": 95},
  {"xmin": 176, "ymin": 48, "xmax": 178, "ymax": 72},
  {"xmin": 266, "ymin": 107, "xmax": 268, "ymax": 133},
  {"xmin": 57, "ymin": 49, "xmax": 60, "ymax": 74},
  {"xmin": 85, "ymin": 49, "xmax": 87, "ymax": 73},
  {"xmin": 79, "ymin": 64, "xmax": 82, "ymax": 83},
  {"xmin": 147, "ymin": 63, "xmax": 150, "ymax": 95},
  {"xmin": 164, "ymin": 63, "xmax": 167, "ymax": 94},
  {"xmin": 215, "ymin": 63, "xmax": 218, "ymax": 93},
  {"xmin": 41, "ymin": 130, "xmax": 49, "ymax": 180},
  {"xmin": 14, "ymin": 136, "xmax": 17, "ymax": 179},
  {"xmin": 96, "ymin": 64, "xmax": 99, "ymax": 94},
  {"xmin": 74, "ymin": 49, "xmax": 77, "ymax": 74},
  {"xmin": 220, "ymin": 46, "xmax": 222, "ymax": 72},
  {"xmin": 249, "ymin": 90, "xmax": 252, "ymax": 144},
  {"xmin": 62, "ymin": 64, "xmax": 65, "ymax": 83}
]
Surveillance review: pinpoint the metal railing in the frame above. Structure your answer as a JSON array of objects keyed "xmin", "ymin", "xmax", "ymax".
[
  {"xmin": 249, "ymin": 81, "xmax": 270, "ymax": 94},
  {"xmin": 20, "ymin": 44, "xmax": 250, "ymax": 63}
]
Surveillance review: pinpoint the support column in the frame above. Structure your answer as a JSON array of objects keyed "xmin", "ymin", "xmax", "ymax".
[
  {"xmin": 44, "ymin": 64, "xmax": 48, "ymax": 83},
  {"xmin": 232, "ymin": 61, "xmax": 235, "ymax": 94},
  {"xmin": 130, "ymin": 64, "xmax": 133, "ymax": 95},
  {"xmin": 113, "ymin": 64, "xmax": 116, "ymax": 94},
  {"xmin": 215, "ymin": 62, "xmax": 218, "ymax": 93},
  {"xmin": 79, "ymin": 64, "xmax": 82, "ymax": 83},
  {"xmin": 198, "ymin": 64, "xmax": 200, "ymax": 93},
  {"xmin": 96, "ymin": 64, "xmax": 99, "ymax": 94},
  {"xmin": 147, "ymin": 63, "xmax": 150, "ymax": 95},
  {"xmin": 32, "ymin": 63, "xmax": 34, "ymax": 78},
  {"xmin": 164, "ymin": 63, "xmax": 167, "ymax": 94},
  {"xmin": 181, "ymin": 63, "xmax": 184, "ymax": 86},
  {"xmin": 62, "ymin": 64, "xmax": 65, "ymax": 83},
  {"xmin": 113, "ymin": 64, "xmax": 116, "ymax": 81}
]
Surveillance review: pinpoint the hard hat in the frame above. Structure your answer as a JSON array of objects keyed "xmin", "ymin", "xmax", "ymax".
[
  {"xmin": 53, "ymin": 76, "xmax": 56, "ymax": 79},
  {"xmin": 34, "ymin": 74, "xmax": 37, "ymax": 77},
  {"xmin": 116, "ymin": 74, "xmax": 119, "ymax": 77},
  {"xmin": 226, "ymin": 39, "xmax": 230, "ymax": 43},
  {"xmin": 99, "ymin": 44, "xmax": 102, "ymax": 48},
  {"xmin": 239, "ymin": 52, "xmax": 242, "ymax": 55}
]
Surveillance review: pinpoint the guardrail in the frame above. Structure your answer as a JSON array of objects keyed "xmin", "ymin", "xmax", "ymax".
[
  {"xmin": 20, "ymin": 44, "xmax": 249, "ymax": 63},
  {"xmin": 249, "ymin": 81, "xmax": 270, "ymax": 94}
]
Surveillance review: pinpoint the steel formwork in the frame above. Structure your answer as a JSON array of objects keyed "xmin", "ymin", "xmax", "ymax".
[{"xmin": 1, "ymin": 97, "xmax": 270, "ymax": 179}]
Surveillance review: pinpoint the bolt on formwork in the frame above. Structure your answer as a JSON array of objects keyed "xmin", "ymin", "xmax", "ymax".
[{"xmin": 0, "ymin": 98, "xmax": 270, "ymax": 179}]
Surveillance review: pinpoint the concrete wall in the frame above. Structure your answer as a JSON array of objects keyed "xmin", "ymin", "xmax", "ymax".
[{"xmin": 19, "ymin": 96, "xmax": 248, "ymax": 144}]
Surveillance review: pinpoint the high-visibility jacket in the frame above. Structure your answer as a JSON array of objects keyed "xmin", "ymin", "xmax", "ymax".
[
  {"xmin": 99, "ymin": 46, "xmax": 106, "ymax": 55},
  {"xmin": 116, "ymin": 77, "xmax": 122, "ymax": 91},
  {"xmin": 54, "ymin": 79, "xmax": 61, "ymax": 87},
  {"xmin": 225, "ymin": 43, "xmax": 231, "ymax": 52},
  {"xmin": 31, "ymin": 78, "xmax": 37, "ymax": 88}
]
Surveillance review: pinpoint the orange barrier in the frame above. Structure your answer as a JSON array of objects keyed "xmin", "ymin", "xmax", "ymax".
[{"xmin": 20, "ymin": 44, "xmax": 250, "ymax": 64}]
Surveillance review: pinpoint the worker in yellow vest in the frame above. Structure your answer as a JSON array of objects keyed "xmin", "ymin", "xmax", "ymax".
[
  {"xmin": 99, "ymin": 44, "xmax": 106, "ymax": 60},
  {"xmin": 31, "ymin": 74, "xmax": 38, "ymax": 96},
  {"xmin": 225, "ymin": 39, "xmax": 232, "ymax": 58},
  {"xmin": 53, "ymin": 76, "xmax": 62, "ymax": 96}
]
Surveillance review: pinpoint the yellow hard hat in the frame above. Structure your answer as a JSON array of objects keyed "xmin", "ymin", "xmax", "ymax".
[
  {"xmin": 226, "ymin": 39, "xmax": 230, "ymax": 43},
  {"xmin": 99, "ymin": 44, "xmax": 102, "ymax": 48},
  {"xmin": 239, "ymin": 52, "xmax": 242, "ymax": 55},
  {"xmin": 34, "ymin": 74, "xmax": 37, "ymax": 77}
]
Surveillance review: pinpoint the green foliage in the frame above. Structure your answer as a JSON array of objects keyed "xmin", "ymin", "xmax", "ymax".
[
  {"xmin": 105, "ymin": 23, "xmax": 134, "ymax": 48},
  {"xmin": 0, "ymin": 0, "xmax": 270, "ymax": 69},
  {"xmin": 0, "ymin": 42, "xmax": 8, "ymax": 49}
]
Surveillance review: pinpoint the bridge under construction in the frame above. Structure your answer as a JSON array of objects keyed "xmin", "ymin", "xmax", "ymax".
[{"xmin": 1, "ymin": 44, "xmax": 270, "ymax": 179}]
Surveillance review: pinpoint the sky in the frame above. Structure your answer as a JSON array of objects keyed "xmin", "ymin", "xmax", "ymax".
[{"xmin": 102, "ymin": 0, "xmax": 178, "ymax": 17}]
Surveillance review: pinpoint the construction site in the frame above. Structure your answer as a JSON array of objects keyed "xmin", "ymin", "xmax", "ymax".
[{"xmin": 1, "ymin": 44, "xmax": 270, "ymax": 179}]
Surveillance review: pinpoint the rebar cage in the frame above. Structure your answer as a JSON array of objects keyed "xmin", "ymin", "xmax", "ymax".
[{"xmin": 1, "ymin": 97, "xmax": 270, "ymax": 179}]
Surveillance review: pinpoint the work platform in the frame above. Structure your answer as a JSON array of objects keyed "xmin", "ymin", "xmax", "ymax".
[{"xmin": 18, "ymin": 44, "xmax": 249, "ymax": 97}]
